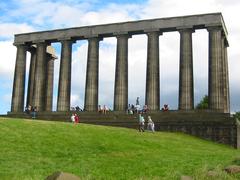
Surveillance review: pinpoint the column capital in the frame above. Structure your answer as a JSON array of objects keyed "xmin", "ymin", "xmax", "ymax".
[
  {"xmin": 114, "ymin": 32, "xmax": 132, "ymax": 39},
  {"xmin": 32, "ymin": 40, "xmax": 50, "ymax": 44},
  {"xmin": 84, "ymin": 34, "xmax": 103, "ymax": 40},
  {"xmin": 144, "ymin": 31, "xmax": 163, "ymax": 36},
  {"xmin": 144, "ymin": 28, "xmax": 161, "ymax": 32},
  {"xmin": 113, "ymin": 31, "xmax": 128, "ymax": 35},
  {"xmin": 87, "ymin": 37, "xmax": 103, "ymax": 42},
  {"xmin": 58, "ymin": 38, "xmax": 76, "ymax": 44},
  {"xmin": 115, "ymin": 34, "xmax": 132, "ymax": 39},
  {"xmin": 206, "ymin": 25, "xmax": 222, "ymax": 32},
  {"xmin": 177, "ymin": 26, "xmax": 195, "ymax": 33},
  {"xmin": 13, "ymin": 42, "xmax": 28, "ymax": 48}
]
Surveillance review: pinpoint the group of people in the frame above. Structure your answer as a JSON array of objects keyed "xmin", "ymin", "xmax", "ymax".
[
  {"xmin": 162, "ymin": 104, "xmax": 169, "ymax": 111},
  {"xmin": 98, "ymin": 105, "xmax": 110, "ymax": 114},
  {"xmin": 71, "ymin": 114, "xmax": 80, "ymax": 124},
  {"xmin": 127, "ymin": 97, "xmax": 150, "ymax": 114},
  {"xmin": 138, "ymin": 114, "xmax": 155, "ymax": 132},
  {"xmin": 127, "ymin": 104, "xmax": 149, "ymax": 114},
  {"xmin": 25, "ymin": 105, "xmax": 37, "ymax": 118},
  {"xmin": 70, "ymin": 106, "xmax": 83, "ymax": 112}
]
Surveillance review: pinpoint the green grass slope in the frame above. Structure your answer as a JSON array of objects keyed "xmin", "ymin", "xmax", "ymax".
[{"xmin": 0, "ymin": 117, "xmax": 239, "ymax": 180}]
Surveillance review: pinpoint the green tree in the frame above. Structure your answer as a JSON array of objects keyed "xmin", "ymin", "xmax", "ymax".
[
  {"xmin": 233, "ymin": 112, "xmax": 240, "ymax": 120},
  {"xmin": 196, "ymin": 95, "xmax": 208, "ymax": 109}
]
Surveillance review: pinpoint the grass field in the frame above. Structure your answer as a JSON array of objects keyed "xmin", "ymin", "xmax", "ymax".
[{"xmin": 0, "ymin": 117, "xmax": 240, "ymax": 179}]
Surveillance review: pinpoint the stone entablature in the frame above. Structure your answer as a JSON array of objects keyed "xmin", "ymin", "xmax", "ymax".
[{"xmin": 14, "ymin": 13, "xmax": 228, "ymax": 44}]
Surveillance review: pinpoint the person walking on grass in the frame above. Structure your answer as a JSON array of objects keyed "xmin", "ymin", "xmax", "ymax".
[
  {"xmin": 147, "ymin": 116, "xmax": 155, "ymax": 132},
  {"xmin": 74, "ymin": 114, "xmax": 79, "ymax": 124},
  {"xmin": 71, "ymin": 114, "xmax": 75, "ymax": 123},
  {"xmin": 138, "ymin": 113, "xmax": 145, "ymax": 132}
]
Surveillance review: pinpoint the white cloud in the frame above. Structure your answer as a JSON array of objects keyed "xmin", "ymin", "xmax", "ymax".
[
  {"xmin": 0, "ymin": 23, "xmax": 35, "ymax": 39},
  {"xmin": 141, "ymin": 0, "xmax": 220, "ymax": 19},
  {"xmin": 71, "ymin": 94, "xmax": 81, "ymax": 107},
  {"xmin": 0, "ymin": 41, "xmax": 16, "ymax": 77}
]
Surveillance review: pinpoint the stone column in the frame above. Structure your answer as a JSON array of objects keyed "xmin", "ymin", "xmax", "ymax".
[
  {"xmin": 45, "ymin": 54, "xmax": 55, "ymax": 111},
  {"xmin": 178, "ymin": 28, "xmax": 194, "ymax": 110},
  {"xmin": 26, "ymin": 47, "xmax": 36, "ymax": 107},
  {"xmin": 11, "ymin": 44, "xmax": 28, "ymax": 112},
  {"xmin": 145, "ymin": 31, "xmax": 161, "ymax": 111},
  {"xmin": 84, "ymin": 37, "xmax": 101, "ymax": 111},
  {"xmin": 32, "ymin": 42, "xmax": 47, "ymax": 111},
  {"xmin": 57, "ymin": 40, "xmax": 73, "ymax": 111},
  {"xmin": 222, "ymin": 37, "xmax": 230, "ymax": 113},
  {"xmin": 208, "ymin": 27, "xmax": 223, "ymax": 111},
  {"xmin": 114, "ymin": 34, "xmax": 130, "ymax": 111}
]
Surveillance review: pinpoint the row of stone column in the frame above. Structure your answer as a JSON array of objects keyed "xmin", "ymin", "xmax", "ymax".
[
  {"xmin": 11, "ymin": 44, "xmax": 56, "ymax": 112},
  {"xmin": 178, "ymin": 26, "xmax": 230, "ymax": 112},
  {"xmin": 11, "ymin": 27, "xmax": 230, "ymax": 113}
]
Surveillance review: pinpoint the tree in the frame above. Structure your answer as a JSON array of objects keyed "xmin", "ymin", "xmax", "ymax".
[
  {"xmin": 233, "ymin": 112, "xmax": 240, "ymax": 120},
  {"xmin": 196, "ymin": 95, "xmax": 208, "ymax": 109}
]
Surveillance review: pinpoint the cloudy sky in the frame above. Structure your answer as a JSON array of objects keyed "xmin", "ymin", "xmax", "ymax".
[{"xmin": 0, "ymin": 0, "xmax": 239, "ymax": 114}]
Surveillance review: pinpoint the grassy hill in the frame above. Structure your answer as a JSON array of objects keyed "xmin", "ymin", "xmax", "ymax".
[{"xmin": 0, "ymin": 117, "xmax": 239, "ymax": 180}]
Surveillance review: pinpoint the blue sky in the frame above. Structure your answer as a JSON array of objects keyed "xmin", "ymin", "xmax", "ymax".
[{"xmin": 0, "ymin": 0, "xmax": 240, "ymax": 114}]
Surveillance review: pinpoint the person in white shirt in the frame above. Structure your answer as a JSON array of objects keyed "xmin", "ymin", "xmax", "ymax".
[
  {"xmin": 71, "ymin": 114, "xmax": 75, "ymax": 123},
  {"xmin": 138, "ymin": 113, "xmax": 145, "ymax": 132},
  {"xmin": 147, "ymin": 116, "xmax": 155, "ymax": 132}
]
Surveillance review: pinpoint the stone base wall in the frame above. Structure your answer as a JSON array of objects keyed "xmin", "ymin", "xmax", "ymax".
[{"xmin": 7, "ymin": 111, "xmax": 239, "ymax": 148}]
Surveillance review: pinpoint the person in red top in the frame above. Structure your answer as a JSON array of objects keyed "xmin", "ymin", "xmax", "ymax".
[
  {"xmin": 74, "ymin": 114, "xmax": 80, "ymax": 124},
  {"xmin": 162, "ymin": 104, "xmax": 169, "ymax": 111}
]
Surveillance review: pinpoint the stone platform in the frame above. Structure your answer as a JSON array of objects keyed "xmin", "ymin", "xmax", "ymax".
[{"xmin": 7, "ymin": 111, "xmax": 240, "ymax": 148}]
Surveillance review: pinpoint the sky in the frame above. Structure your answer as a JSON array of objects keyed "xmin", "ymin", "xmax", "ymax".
[{"xmin": 0, "ymin": 0, "xmax": 239, "ymax": 114}]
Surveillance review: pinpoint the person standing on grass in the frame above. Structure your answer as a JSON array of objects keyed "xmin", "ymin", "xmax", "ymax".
[
  {"xmin": 138, "ymin": 113, "xmax": 145, "ymax": 132},
  {"xmin": 147, "ymin": 116, "xmax": 155, "ymax": 132},
  {"xmin": 74, "ymin": 114, "xmax": 79, "ymax": 124},
  {"xmin": 32, "ymin": 106, "xmax": 37, "ymax": 119},
  {"xmin": 71, "ymin": 114, "xmax": 75, "ymax": 123}
]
